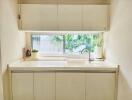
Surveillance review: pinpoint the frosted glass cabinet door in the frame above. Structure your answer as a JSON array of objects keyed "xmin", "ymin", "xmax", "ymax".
[
  {"xmin": 34, "ymin": 73, "xmax": 55, "ymax": 100},
  {"xmin": 56, "ymin": 73, "xmax": 85, "ymax": 100},
  {"xmin": 86, "ymin": 73, "xmax": 115, "ymax": 100},
  {"xmin": 21, "ymin": 4, "xmax": 58, "ymax": 30},
  {"xmin": 83, "ymin": 5, "xmax": 108, "ymax": 31},
  {"xmin": 58, "ymin": 5, "xmax": 82, "ymax": 30},
  {"xmin": 12, "ymin": 73, "xmax": 33, "ymax": 100}
]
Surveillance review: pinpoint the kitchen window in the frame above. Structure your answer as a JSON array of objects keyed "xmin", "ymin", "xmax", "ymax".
[{"xmin": 31, "ymin": 33, "xmax": 104, "ymax": 59}]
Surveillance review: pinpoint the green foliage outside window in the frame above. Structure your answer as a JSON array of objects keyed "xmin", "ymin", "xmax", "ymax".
[{"xmin": 52, "ymin": 33, "xmax": 103, "ymax": 54}]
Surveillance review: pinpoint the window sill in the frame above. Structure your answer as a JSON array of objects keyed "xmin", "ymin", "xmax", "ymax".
[{"xmin": 24, "ymin": 55, "xmax": 104, "ymax": 62}]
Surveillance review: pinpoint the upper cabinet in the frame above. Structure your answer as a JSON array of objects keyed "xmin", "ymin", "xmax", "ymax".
[
  {"xmin": 58, "ymin": 5, "xmax": 82, "ymax": 30},
  {"xmin": 21, "ymin": 4, "xmax": 58, "ymax": 30},
  {"xmin": 20, "ymin": 0, "xmax": 110, "ymax": 4},
  {"xmin": 83, "ymin": 5, "xmax": 109, "ymax": 31},
  {"xmin": 19, "ymin": 0, "xmax": 110, "ymax": 31}
]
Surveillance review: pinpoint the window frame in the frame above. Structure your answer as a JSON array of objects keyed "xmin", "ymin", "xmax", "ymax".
[{"xmin": 26, "ymin": 32, "xmax": 104, "ymax": 60}]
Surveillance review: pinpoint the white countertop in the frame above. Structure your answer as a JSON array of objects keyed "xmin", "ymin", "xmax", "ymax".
[{"xmin": 8, "ymin": 60, "xmax": 119, "ymax": 72}]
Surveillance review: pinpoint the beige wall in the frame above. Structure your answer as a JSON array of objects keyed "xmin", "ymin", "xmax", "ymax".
[
  {"xmin": 0, "ymin": 58, "xmax": 3, "ymax": 100},
  {"xmin": 0, "ymin": 0, "xmax": 25, "ymax": 100},
  {"xmin": 0, "ymin": 0, "xmax": 3, "ymax": 100},
  {"xmin": 1, "ymin": 0, "xmax": 132, "ymax": 100},
  {"xmin": 0, "ymin": 40, "xmax": 3, "ymax": 100},
  {"xmin": 105, "ymin": 0, "xmax": 132, "ymax": 100}
]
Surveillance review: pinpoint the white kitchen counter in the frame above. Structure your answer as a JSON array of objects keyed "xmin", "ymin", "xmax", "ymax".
[{"xmin": 8, "ymin": 60, "xmax": 119, "ymax": 72}]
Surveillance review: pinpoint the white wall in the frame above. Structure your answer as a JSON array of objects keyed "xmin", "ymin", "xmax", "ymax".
[
  {"xmin": 0, "ymin": 0, "xmax": 25, "ymax": 100},
  {"xmin": 0, "ymin": 49, "xmax": 3, "ymax": 100},
  {"xmin": 0, "ymin": 38, "xmax": 3, "ymax": 100},
  {"xmin": 0, "ymin": 0, "xmax": 4, "ymax": 100},
  {"xmin": 105, "ymin": 0, "xmax": 132, "ymax": 100}
]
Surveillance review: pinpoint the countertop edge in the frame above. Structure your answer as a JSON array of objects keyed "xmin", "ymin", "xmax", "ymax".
[{"xmin": 8, "ymin": 60, "xmax": 119, "ymax": 73}]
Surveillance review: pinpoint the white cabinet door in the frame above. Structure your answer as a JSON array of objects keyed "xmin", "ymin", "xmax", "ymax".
[
  {"xmin": 21, "ymin": 0, "xmax": 58, "ymax": 4},
  {"xmin": 21, "ymin": 4, "xmax": 58, "ymax": 30},
  {"xmin": 83, "ymin": 5, "xmax": 109, "ymax": 31},
  {"xmin": 12, "ymin": 73, "xmax": 33, "ymax": 100},
  {"xmin": 21, "ymin": 0, "xmax": 110, "ymax": 4},
  {"xmin": 58, "ymin": 5, "xmax": 82, "ymax": 30},
  {"xmin": 86, "ymin": 73, "xmax": 115, "ymax": 100},
  {"xmin": 34, "ymin": 73, "xmax": 55, "ymax": 100},
  {"xmin": 56, "ymin": 72, "xmax": 85, "ymax": 100},
  {"xmin": 20, "ymin": 4, "xmax": 109, "ymax": 31}
]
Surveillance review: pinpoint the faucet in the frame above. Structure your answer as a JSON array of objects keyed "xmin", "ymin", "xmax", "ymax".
[{"xmin": 88, "ymin": 50, "xmax": 94, "ymax": 63}]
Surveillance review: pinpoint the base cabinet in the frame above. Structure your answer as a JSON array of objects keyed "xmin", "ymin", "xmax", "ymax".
[
  {"xmin": 56, "ymin": 73, "xmax": 85, "ymax": 100},
  {"xmin": 34, "ymin": 73, "xmax": 55, "ymax": 100},
  {"xmin": 12, "ymin": 73, "xmax": 33, "ymax": 100},
  {"xmin": 86, "ymin": 73, "xmax": 115, "ymax": 100},
  {"xmin": 11, "ymin": 72, "xmax": 116, "ymax": 100}
]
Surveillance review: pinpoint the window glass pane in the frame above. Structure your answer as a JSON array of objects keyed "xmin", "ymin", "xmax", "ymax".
[
  {"xmin": 31, "ymin": 33, "xmax": 104, "ymax": 59},
  {"xmin": 64, "ymin": 33, "xmax": 103, "ymax": 55},
  {"xmin": 32, "ymin": 35, "xmax": 63, "ymax": 54}
]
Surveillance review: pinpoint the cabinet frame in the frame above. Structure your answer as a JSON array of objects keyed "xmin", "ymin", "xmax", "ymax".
[
  {"xmin": 18, "ymin": 4, "xmax": 110, "ymax": 31},
  {"xmin": 9, "ymin": 68, "xmax": 119, "ymax": 100}
]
